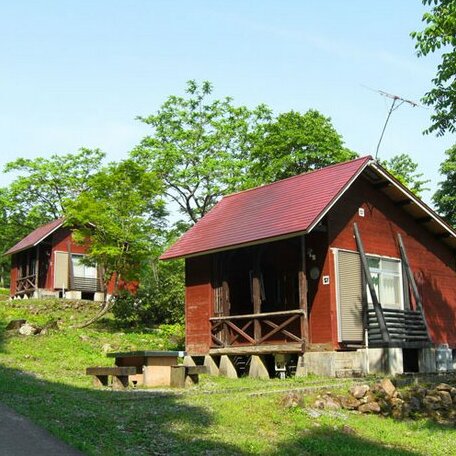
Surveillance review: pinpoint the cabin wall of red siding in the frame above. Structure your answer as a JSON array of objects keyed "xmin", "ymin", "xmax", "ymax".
[
  {"xmin": 307, "ymin": 231, "xmax": 339, "ymax": 347},
  {"xmin": 185, "ymin": 255, "xmax": 213, "ymax": 355},
  {"xmin": 9, "ymin": 255, "xmax": 18, "ymax": 296},
  {"xmin": 325, "ymin": 177, "xmax": 456, "ymax": 347}
]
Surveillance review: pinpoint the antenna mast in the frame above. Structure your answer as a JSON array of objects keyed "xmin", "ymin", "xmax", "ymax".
[{"xmin": 373, "ymin": 89, "xmax": 418, "ymax": 160}]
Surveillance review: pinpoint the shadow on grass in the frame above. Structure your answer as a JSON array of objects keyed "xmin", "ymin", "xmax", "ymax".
[
  {"xmin": 270, "ymin": 426, "xmax": 420, "ymax": 456},
  {"xmin": 0, "ymin": 364, "xmax": 440, "ymax": 456}
]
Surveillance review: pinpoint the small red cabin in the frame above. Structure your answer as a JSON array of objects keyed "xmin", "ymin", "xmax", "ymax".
[
  {"xmin": 162, "ymin": 156, "xmax": 456, "ymax": 377},
  {"xmin": 5, "ymin": 219, "xmax": 115, "ymax": 301}
]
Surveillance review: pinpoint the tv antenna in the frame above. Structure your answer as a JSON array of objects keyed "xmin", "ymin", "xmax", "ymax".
[{"xmin": 364, "ymin": 86, "xmax": 420, "ymax": 160}]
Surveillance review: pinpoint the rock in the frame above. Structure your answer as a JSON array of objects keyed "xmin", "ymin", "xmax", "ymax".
[
  {"xmin": 358, "ymin": 402, "xmax": 381, "ymax": 413},
  {"xmin": 379, "ymin": 378, "xmax": 396, "ymax": 398},
  {"xmin": 360, "ymin": 391, "xmax": 376, "ymax": 404},
  {"xmin": 436, "ymin": 383, "xmax": 452, "ymax": 392},
  {"xmin": 436, "ymin": 390, "xmax": 452, "ymax": 408},
  {"xmin": 307, "ymin": 408, "xmax": 322, "ymax": 418},
  {"xmin": 5, "ymin": 319, "xmax": 26, "ymax": 330},
  {"xmin": 44, "ymin": 320, "xmax": 59, "ymax": 330},
  {"xmin": 280, "ymin": 392, "xmax": 302, "ymax": 408},
  {"xmin": 340, "ymin": 395, "xmax": 361, "ymax": 410},
  {"xmin": 18, "ymin": 323, "xmax": 41, "ymax": 336},
  {"xmin": 102, "ymin": 343, "xmax": 112, "ymax": 353},
  {"xmin": 314, "ymin": 395, "xmax": 341, "ymax": 410},
  {"xmin": 342, "ymin": 425, "xmax": 357, "ymax": 435},
  {"xmin": 350, "ymin": 384, "xmax": 370, "ymax": 399},
  {"xmin": 409, "ymin": 396, "xmax": 422, "ymax": 412},
  {"xmin": 423, "ymin": 395, "xmax": 441, "ymax": 411}
]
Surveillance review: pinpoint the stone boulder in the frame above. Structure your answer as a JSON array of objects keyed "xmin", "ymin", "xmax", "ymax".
[
  {"xmin": 358, "ymin": 402, "xmax": 381, "ymax": 414},
  {"xmin": 18, "ymin": 323, "xmax": 41, "ymax": 336},
  {"xmin": 350, "ymin": 384, "xmax": 370, "ymax": 399},
  {"xmin": 5, "ymin": 319, "xmax": 26, "ymax": 330}
]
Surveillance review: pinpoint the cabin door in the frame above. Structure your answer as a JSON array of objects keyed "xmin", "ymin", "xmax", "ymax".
[{"xmin": 337, "ymin": 250, "xmax": 363, "ymax": 342}]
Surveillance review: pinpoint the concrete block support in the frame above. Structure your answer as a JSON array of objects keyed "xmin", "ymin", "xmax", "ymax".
[
  {"xmin": 219, "ymin": 355, "xmax": 238, "ymax": 378},
  {"xmin": 248, "ymin": 355, "xmax": 270, "ymax": 379},
  {"xmin": 295, "ymin": 355, "xmax": 306, "ymax": 377},
  {"xmin": 65, "ymin": 290, "xmax": 81, "ymax": 300},
  {"xmin": 183, "ymin": 356, "xmax": 196, "ymax": 367},
  {"xmin": 367, "ymin": 348, "xmax": 403, "ymax": 375},
  {"xmin": 204, "ymin": 355, "xmax": 219, "ymax": 376},
  {"xmin": 419, "ymin": 348, "xmax": 437, "ymax": 373}
]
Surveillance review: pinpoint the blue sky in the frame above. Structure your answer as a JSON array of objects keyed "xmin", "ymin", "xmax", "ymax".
[{"xmin": 1, "ymin": 1, "xmax": 454, "ymax": 204}]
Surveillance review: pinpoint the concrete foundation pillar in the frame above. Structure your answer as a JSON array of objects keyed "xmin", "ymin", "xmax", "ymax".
[
  {"xmin": 219, "ymin": 355, "xmax": 238, "ymax": 378},
  {"xmin": 248, "ymin": 355, "xmax": 270, "ymax": 379},
  {"xmin": 295, "ymin": 355, "xmax": 307, "ymax": 377},
  {"xmin": 204, "ymin": 355, "xmax": 219, "ymax": 376},
  {"xmin": 183, "ymin": 355, "xmax": 196, "ymax": 367}
]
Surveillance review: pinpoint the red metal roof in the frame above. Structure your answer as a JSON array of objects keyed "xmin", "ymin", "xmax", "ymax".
[
  {"xmin": 161, "ymin": 156, "xmax": 372, "ymax": 260},
  {"xmin": 5, "ymin": 218, "xmax": 64, "ymax": 256}
]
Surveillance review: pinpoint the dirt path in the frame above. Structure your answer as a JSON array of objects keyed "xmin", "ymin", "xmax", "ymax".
[{"xmin": 0, "ymin": 402, "xmax": 83, "ymax": 456}]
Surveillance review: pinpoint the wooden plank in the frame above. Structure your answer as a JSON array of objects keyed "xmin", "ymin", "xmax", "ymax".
[
  {"xmin": 396, "ymin": 233, "xmax": 431, "ymax": 339},
  {"xmin": 209, "ymin": 309, "xmax": 304, "ymax": 321},
  {"xmin": 353, "ymin": 223, "xmax": 390, "ymax": 343},
  {"xmin": 228, "ymin": 320, "xmax": 253, "ymax": 345},
  {"xmin": 259, "ymin": 315, "xmax": 301, "ymax": 343},
  {"xmin": 252, "ymin": 247, "xmax": 262, "ymax": 342},
  {"xmin": 298, "ymin": 235, "xmax": 309, "ymax": 351},
  {"xmin": 225, "ymin": 320, "xmax": 256, "ymax": 344},
  {"xmin": 209, "ymin": 343, "xmax": 304, "ymax": 356},
  {"xmin": 86, "ymin": 366, "xmax": 137, "ymax": 376}
]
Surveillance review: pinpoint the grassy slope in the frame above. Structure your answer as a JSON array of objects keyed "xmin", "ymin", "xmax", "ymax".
[{"xmin": 0, "ymin": 299, "xmax": 455, "ymax": 456}]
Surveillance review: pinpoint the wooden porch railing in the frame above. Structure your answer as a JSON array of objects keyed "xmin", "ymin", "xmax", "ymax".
[
  {"xmin": 15, "ymin": 274, "xmax": 37, "ymax": 296},
  {"xmin": 209, "ymin": 309, "xmax": 305, "ymax": 348}
]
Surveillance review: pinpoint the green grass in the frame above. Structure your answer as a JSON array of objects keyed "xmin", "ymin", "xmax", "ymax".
[{"xmin": 0, "ymin": 299, "xmax": 455, "ymax": 455}]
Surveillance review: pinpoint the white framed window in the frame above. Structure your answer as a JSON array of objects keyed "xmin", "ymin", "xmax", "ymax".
[
  {"xmin": 367, "ymin": 256, "xmax": 403, "ymax": 310},
  {"xmin": 71, "ymin": 254, "xmax": 97, "ymax": 279}
]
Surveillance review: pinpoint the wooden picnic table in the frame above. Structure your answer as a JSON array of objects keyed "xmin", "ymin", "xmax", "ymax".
[{"xmin": 106, "ymin": 350, "xmax": 186, "ymax": 387}]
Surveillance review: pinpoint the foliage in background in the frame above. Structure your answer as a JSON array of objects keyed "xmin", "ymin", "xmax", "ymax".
[
  {"xmin": 65, "ymin": 159, "xmax": 166, "ymax": 303},
  {"xmin": 248, "ymin": 110, "xmax": 357, "ymax": 184},
  {"xmin": 382, "ymin": 153, "xmax": 430, "ymax": 196},
  {"xmin": 0, "ymin": 148, "xmax": 105, "ymax": 288},
  {"xmin": 433, "ymin": 145, "xmax": 456, "ymax": 226},
  {"xmin": 412, "ymin": 0, "xmax": 456, "ymax": 135},
  {"xmin": 132, "ymin": 80, "xmax": 272, "ymax": 225},
  {"xmin": 113, "ymin": 255, "xmax": 185, "ymax": 326}
]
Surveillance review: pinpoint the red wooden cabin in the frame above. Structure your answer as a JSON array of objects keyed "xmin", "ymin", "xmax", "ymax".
[
  {"xmin": 162, "ymin": 156, "xmax": 456, "ymax": 377},
  {"xmin": 6, "ymin": 219, "xmax": 115, "ymax": 301}
]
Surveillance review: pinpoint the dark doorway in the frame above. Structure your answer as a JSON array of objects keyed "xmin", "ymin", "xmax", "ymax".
[{"xmin": 403, "ymin": 349, "xmax": 419, "ymax": 373}]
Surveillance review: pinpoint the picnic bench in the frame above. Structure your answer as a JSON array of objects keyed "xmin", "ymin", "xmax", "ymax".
[
  {"xmin": 170, "ymin": 365, "xmax": 207, "ymax": 388},
  {"xmin": 86, "ymin": 350, "xmax": 191, "ymax": 388},
  {"xmin": 86, "ymin": 366, "xmax": 138, "ymax": 389}
]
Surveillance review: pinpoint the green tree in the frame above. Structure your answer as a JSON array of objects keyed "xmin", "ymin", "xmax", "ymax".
[
  {"xmin": 1, "ymin": 149, "xmax": 106, "ymax": 285},
  {"xmin": 131, "ymin": 80, "xmax": 272, "ymax": 225},
  {"xmin": 4, "ymin": 148, "xmax": 105, "ymax": 224},
  {"xmin": 411, "ymin": 0, "xmax": 456, "ymax": 135},
  {"xmin": 433, "ymin": 145, "xmax": 456, "ymax": 226},
  {"xmin": 65, "ymin": 159, "xmax": 166, "ymax": 326},
  {"xmin": 382, "ymin": 153, "xmax": 430, "ymax": 196},
  {"xmin": 247, "ymin": 110, "xmax": 357, "ymax": 185}
]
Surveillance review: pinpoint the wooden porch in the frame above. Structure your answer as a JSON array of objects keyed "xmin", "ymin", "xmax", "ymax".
[{"xmin": 209, "ymin": 309, "xmax": 306, "ymax": 355}]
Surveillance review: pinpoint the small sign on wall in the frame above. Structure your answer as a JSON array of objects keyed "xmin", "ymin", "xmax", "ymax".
[{"xmin": 322, "ymin": 275, "xmax": 330, "ymax": 285}]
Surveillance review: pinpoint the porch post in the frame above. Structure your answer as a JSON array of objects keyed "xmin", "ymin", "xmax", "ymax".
[
  {"xmin": 35, "ymin": 244, "xmax": 40, "ymax": 291},
  {"xmin": 252, "ymin": 248, "xmax": 263, "ymax": 342},
  {"xmin": 298, "ymin": 235, "xmax": 309, "ymax": 351}
]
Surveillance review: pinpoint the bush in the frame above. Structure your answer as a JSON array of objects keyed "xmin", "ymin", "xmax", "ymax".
[{"xmin": 112, "ymin": 259, "xmax": 184, "ymax": 327}]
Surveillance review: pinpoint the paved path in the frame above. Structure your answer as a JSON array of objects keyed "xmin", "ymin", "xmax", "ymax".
[{"xmin": 0, "ymin": 403, "xmax": 84, "ymax": 455}]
